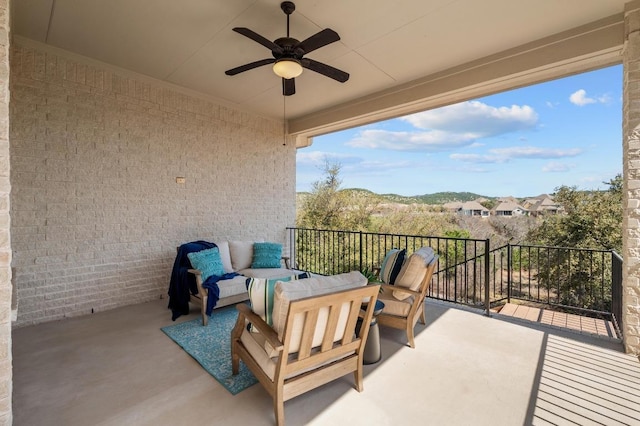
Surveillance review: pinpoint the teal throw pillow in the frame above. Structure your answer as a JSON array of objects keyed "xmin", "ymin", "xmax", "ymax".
[
  {"xmin": 251, "ymin": 242, "xmax": 283, "ymax": 269},
  {"xmin": 187, "ymin": 247, "xmax": 224, "ymax": 282}
]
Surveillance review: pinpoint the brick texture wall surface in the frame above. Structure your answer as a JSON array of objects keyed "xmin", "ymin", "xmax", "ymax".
[
  {"xmin": 624, "ymin": 3, "xmax": 640, "ymax": 356},
  {"xmin": 9, "ymin": 40, "xmax": 296, "ymax": 327},
  {"xmin": 0, "ymin": 0, "xmax": 10, "ymax": 423}
]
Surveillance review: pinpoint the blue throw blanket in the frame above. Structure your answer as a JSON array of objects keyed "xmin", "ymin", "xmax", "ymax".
[
  {"xmin": 168, "ymin": 240, "xmax": 216, "ymax": 321},
  {"xmin": 201, "ymin": 272, "xmax": 239, "ymax": 316}
]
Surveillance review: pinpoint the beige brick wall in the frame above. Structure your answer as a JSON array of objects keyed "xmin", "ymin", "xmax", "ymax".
[
  {"xmin": 9, "ymin": 39, "xmax": 296, "ymax": 327},
  {"xmin": 0, "ymin": 0, "xmax": 9, "ymax": 423},
  {"xmin": 624, "ymin": 1, "xmax": 640, "ymax": 356}
]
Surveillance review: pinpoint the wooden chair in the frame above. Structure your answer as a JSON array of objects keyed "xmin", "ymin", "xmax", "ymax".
[
  {"xmin": 231, "ymin": 284, "xmax": 380, "ymax": 426},
  {"xmin": 376, "ymin": 254, "xmax": 438, "ymax": 348}
]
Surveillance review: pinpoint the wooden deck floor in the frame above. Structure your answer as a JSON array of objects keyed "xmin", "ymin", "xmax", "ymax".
[{"xmin": 495, "ymin": 303, "xmax": 618, "ymax": 338}]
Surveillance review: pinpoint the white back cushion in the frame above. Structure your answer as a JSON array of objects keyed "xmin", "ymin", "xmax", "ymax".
[
  {"xmin": 393, "ymin": 247, "xmax": 436, "ymax": 300},
  {"xmin": 228, "ymin": 240, "xmax": 262, "ymax": 271},
  {"xmin": 213, "ymin": 241, "xmax": 233, "ymax": 274}
]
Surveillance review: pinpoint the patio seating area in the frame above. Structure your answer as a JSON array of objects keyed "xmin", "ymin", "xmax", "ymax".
[{"xmin": 12, "ymin": 298, "xmax": 639, "ymax": 426}]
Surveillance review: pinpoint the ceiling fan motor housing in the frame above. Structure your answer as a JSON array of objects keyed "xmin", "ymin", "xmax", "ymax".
[{"xmin": 274, "ymin": 37, "xmax": 302, "ymax": 59}]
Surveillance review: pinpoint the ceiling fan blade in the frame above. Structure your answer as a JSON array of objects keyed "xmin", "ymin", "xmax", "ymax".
[
  {"xmin": 233, "ymin": 27, "xmax": 284, "ymax": 54},
  {"xmin": 225, "ymin": 58, "xmax": 275, "ymax": 76},
  {"xmin": 301, "ymin": 59, "xmax": 349, "ymax": 83},
  {"xmin": 283, "ymin": 78, "xmax": 295, "ymax": 96},
  {"xmin": 296, "ymin": 28, "xmax": 340, "ymax": 55}
]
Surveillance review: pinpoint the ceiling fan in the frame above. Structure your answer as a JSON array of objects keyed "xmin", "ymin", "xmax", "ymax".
[{"xmin": 225, "ymin": 1, "xmax": 349, "ymax": 96}]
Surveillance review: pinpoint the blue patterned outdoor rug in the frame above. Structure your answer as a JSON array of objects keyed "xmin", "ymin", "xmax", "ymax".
[{"xmin": 161, "ymin": 304, "xmax": 258, "ymax": 395}]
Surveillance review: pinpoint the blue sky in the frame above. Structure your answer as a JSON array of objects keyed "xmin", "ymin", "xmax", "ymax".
[{"xmin": 296, "ymin": 65, "xmax": 622, "ymax": 198}]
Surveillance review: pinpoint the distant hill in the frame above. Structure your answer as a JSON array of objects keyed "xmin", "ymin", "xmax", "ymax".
[
  {"xmin": 410, "ymin": 192, "xmax": 489, "ymax": 204},
  {"xmin": 298, "ymin": 189, "xmax": 491, "ymax": 205}
]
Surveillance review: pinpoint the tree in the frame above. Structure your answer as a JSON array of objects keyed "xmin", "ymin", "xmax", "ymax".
[
  {"xmin": 296, "ymin": 160, "xmax": 374, "ymax": 231},
  {"xmin": 524, "ymin": 175, "xmax": 622, "ymax": 311},
  {"xmin": 526, "ymin": 174, "xmax": 622, "ymax": 252},
  {"xmin": 295, "ymin": 161, "xmax": 375, "ymax": 273},
  {"xmin": 370, "ymin": 204, "xmax": 458, "ymax": 236}
]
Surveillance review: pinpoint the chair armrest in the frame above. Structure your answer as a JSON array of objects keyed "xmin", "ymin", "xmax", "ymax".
[
  {"xmin": 236, "ymin": 304, "xmax": 284, "ymax": 352},
  {"xmin": 187, "ymin": 269, "xmax": 201, "ymax": 276},
  {"xmin": 379, "ymin": 284, "xmax": 421, "ymax": 298}
]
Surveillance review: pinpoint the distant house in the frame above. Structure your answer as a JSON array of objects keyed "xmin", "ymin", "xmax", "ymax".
[
  {"xmin": 496, "ymin": 196, "xmax": 520, "ymax": 205},
  {"xmin": 459, "ymin": 201, "xmax": 490, "ymax": 217},
  {"xmin": 442, "ymin": 202, "xmax": 463, "ymax": 213},
  {"xmin": 493, "ymin": 201, "xmax": 527, "ymax": 217},
  {"xmin": 522, "ymin": 195, "xmax": 563, "ymax": 216}
]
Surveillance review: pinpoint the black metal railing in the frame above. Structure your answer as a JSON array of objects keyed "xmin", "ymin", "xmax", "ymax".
[
  {"xmin": 487, "ymin": 244, "xmax": 623, "ymax": 333},
  {"xmin": 286, "ymin": 227, "xmax": 623, "ymax": 335},
  {"xmin": 287, "ymin": 227, "xmax": 492, "ymax": 313}
]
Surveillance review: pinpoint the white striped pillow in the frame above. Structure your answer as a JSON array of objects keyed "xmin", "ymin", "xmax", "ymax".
[{"xmin": 246, "ymin": 273, "xmax": 310, "ymax": 331}]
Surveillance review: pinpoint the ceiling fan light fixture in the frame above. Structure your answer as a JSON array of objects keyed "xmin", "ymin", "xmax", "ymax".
[{"xmin": 273, "ymin": 59, "xmax": 303, "ymax": 79}]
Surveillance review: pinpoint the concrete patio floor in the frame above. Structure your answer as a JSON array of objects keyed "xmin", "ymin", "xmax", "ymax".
[{"xmin": 12, "ymin": 298, "xmax": 640, "ymax": 426}]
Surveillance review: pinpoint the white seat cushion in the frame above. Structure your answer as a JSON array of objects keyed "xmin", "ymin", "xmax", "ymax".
[
  {"xmin": 240, "ymin": 267, "xmax": 295, "ymax": 278},
  {"xmin": 217, "ymin": 275, "xmax": 248, "ymax": 299},
  {"xmin": 240, "ymin": 328, "xmax": 278, "ymax": 379},
  {"xmin": 240, "ymin": 328, "xmax": 354, "ymax": 381}
]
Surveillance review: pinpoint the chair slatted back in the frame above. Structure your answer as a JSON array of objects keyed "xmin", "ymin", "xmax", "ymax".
[{"xmin": 278, "ymin": 285, "xmax": 379, "ymax": 376}]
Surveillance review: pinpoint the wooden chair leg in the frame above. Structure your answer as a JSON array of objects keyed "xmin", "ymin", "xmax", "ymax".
[
  {"xmin": 230, "ymin": 313, "xmax": 247, "ymax": 376},
  {"xmin": 419, "ymin": 305, "xmax": 426, "ymax": 325},
  {"xmin": 406, "ymin": 324, "xmax": 416, "ymax": 349},
  {"xmin": 354, "ymin": 363, "xmax": 364, "ymax": 392},
  {"xmin": 201, "ymin": 294, "xmax": 208, "ymax": 326},
  {"xmin": 231, "ymin": 338, "xmax": 240, "ymax": 375},
  {"xmin": 274, "ymin": 393, "xmax": 285, "ymax": 426}
]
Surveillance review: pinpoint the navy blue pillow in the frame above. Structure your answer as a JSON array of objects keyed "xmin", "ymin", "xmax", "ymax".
[{"xmin": 380, "ymin": 248, "xmax": 406, "ymax": 284}]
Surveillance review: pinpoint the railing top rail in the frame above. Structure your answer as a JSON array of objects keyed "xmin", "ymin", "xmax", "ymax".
[
  {"xmin": 492, "ymin": 242, "xmax": 614, "ymax": 254},
  {"xmin": 287, "ymin": 227, "xmax": 487, "ymax": 244}
]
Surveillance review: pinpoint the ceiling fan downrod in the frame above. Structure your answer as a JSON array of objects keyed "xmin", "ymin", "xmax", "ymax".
[{"xmin": 281, "ymin": 1, "xmax": 295, "ymax": 37}]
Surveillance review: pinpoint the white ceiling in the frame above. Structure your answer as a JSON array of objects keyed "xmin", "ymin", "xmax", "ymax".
[{"xmin": 13, "ymin": 0, "xmax": 628, "ymax": 126}]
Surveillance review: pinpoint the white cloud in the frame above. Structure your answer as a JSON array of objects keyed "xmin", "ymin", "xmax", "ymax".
[
  {"xmin": 347, "ymin": 129, "xmax": 478, "ymax": 152},
  {"xmin": 296, "ymin": 150, "xmax": 360, "ymax": 166},
  {"xmin": 449, "ymin": 153, "xmax": 506, "ymax": 164},
  {"xmin": 347, "ymin": 100, "xmax": 539, "ymax": 152},
  {"xmin": 450, "ymin": 146, "xmax": 583, "ymax": 164},
  {"xmin": 542, "ymin": 161, "xmax": 575, "ymax": 173},
  {"xmin": 490, "ymin": 146, "xmax": 582, "ymax": 159},
  {"xmin": 569, "ymin": 89, "xmax": 596, "ymax": 106},
  {"xmin": 400, "ymin": 100, "xmax": 538, "ymax": 136},
  {"xmin": 597, "ymin": 93, "xmax": 613, "ymax": 104},
  {"xmin": 459, "ymin": 166, "xmax": 491, "ymax": 173}
]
